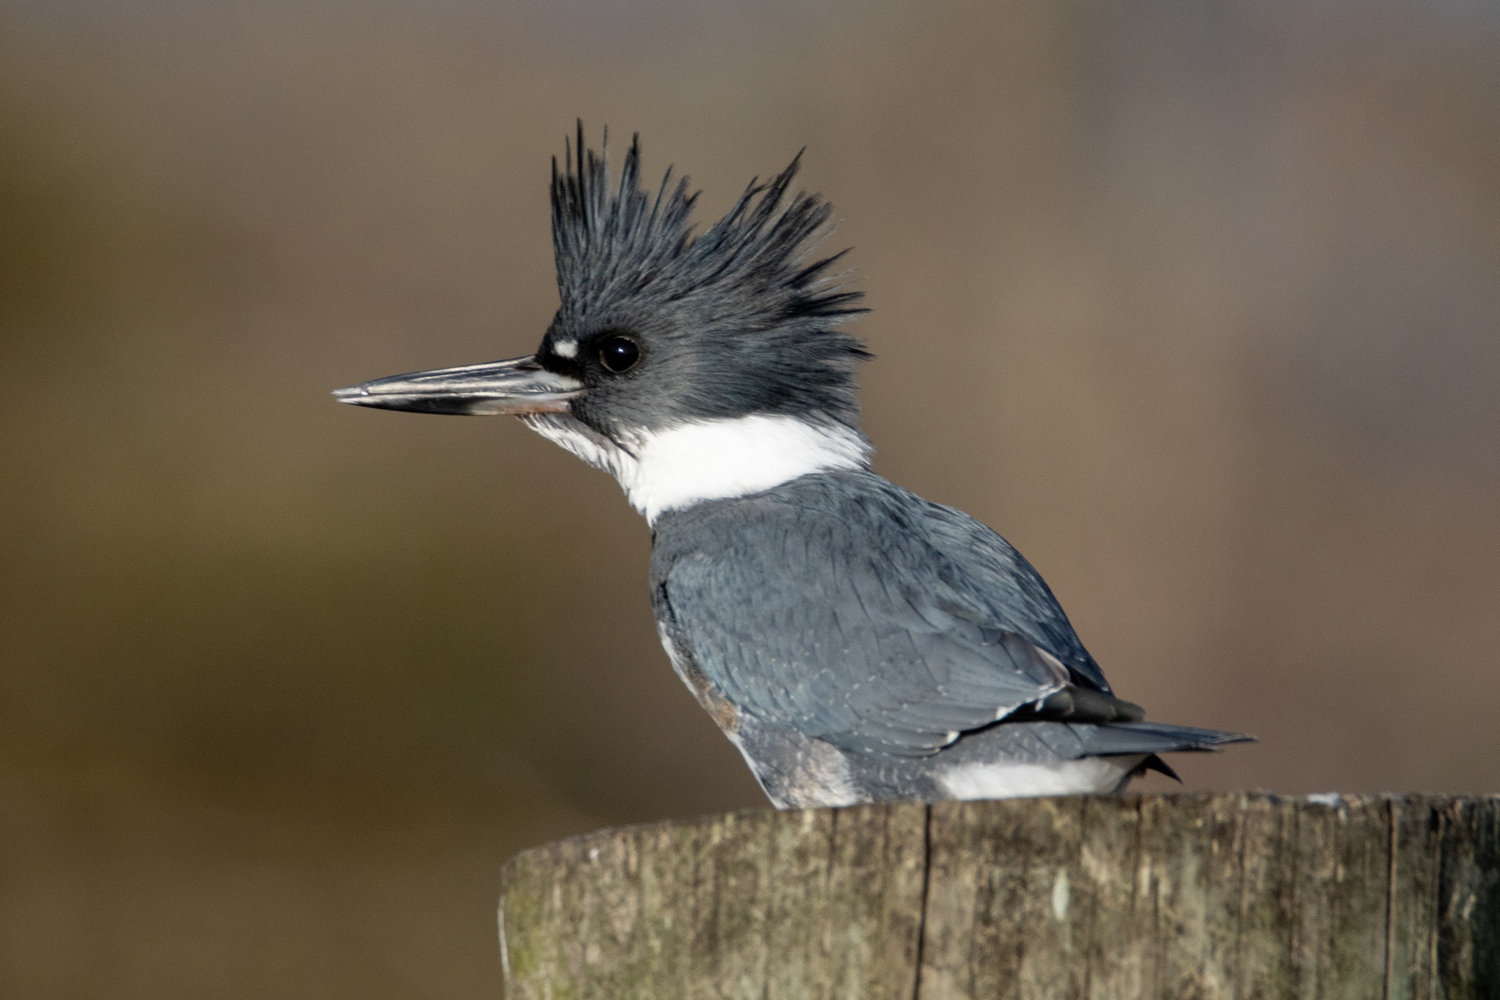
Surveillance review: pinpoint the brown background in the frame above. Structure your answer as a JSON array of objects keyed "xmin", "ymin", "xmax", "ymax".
[{"xmin": 1, "ymin": 1, "xmax": 1497, "ymax": 997}]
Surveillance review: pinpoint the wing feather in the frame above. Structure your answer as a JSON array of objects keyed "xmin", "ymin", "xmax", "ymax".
[{"xmin": 654, "ymin": 471, "xmax": 1119, "ymax": 757}]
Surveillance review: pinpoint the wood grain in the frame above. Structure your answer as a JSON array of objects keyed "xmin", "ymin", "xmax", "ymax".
[{"xmin": 498, "ymin": 794, "xmax": 1499, "ymax": 999}]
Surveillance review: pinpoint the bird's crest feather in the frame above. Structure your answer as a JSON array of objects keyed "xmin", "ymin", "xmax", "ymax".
[{"xmin": 550, "ymin": 125, "xmax": 870, "ymax": 423}]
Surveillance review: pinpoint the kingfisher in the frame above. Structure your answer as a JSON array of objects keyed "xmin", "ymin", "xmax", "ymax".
[{"xmin": 335, "ymin": 127, "xmax": 1252, "ymax": 809}]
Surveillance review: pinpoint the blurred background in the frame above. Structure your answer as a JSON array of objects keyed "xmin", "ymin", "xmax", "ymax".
[{"xmin": 1, "ymin": 0, "xmax": 1497, "ymax": 996}]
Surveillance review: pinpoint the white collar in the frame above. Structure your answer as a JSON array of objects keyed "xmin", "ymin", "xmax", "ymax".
[{"xmin": 522, "ymin": 412, "xmax": 871, "ymax": 524}]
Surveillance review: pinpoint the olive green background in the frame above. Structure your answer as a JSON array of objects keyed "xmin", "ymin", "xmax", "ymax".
[{"xmin": 1, "ymin": 1, "xmax": 1497, "ymax": 997}]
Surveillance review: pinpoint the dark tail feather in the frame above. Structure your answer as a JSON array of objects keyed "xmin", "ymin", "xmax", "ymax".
[{"xmin": 1073, "ymin": 721, "xmax": 1256, "ymax": 758}]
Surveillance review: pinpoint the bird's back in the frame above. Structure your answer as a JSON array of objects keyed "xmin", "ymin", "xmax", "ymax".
[{"xmin": 649, "ymin": 470, "xmax": 1249, "ymax": 807}]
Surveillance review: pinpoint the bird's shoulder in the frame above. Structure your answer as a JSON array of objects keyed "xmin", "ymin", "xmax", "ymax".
[
  {"xmin": 651, "ymin": 469, "xmax": 1101, "ymax": 683},
  {"xmin": 653, "ymin": 468, "xmax": 994, "ymax": 565},
  {"xmin": 648, "ymin": 470, "xmax": 1117, "ymax": 758}
]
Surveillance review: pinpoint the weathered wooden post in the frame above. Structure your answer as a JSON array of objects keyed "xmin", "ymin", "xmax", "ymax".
[{"xmin": 498, "ymin": 793, "xmax": 1498, "ymax": 999}]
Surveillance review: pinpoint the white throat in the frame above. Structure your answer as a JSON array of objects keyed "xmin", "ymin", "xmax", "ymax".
[{"xmin": 522, "ymin": 412, "xmax": 871, "ymax": 524}]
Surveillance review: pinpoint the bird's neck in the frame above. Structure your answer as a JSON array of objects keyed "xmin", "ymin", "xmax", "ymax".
[{"xmin": 522, "ymin": 412, "xmax": 871, "ymax": 524}]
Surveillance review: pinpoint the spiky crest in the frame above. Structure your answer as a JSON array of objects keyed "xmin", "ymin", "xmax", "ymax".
[
  {"xmin": 548, "ymin": 125, "xmax": 869, "ymax": 425},
  {"xmin": 551, "ymin": 124, "xmax": 866, "ymax": 323}
]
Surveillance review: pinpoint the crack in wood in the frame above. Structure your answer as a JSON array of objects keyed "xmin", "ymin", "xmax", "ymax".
[{"xmin": 910, "ymin": 805, "xmax": 932, "ymax": 1000}]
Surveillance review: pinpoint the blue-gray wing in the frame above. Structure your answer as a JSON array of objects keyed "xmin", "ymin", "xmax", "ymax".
[{"xmin": 653, "ymin": 471, "xmax": 1118, "ymax": 758}]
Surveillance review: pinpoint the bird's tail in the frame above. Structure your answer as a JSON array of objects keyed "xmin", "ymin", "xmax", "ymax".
[
  {"xmin": 1081, "ymin": 720, "xmax": 1254, "ymax": 754},
  {"xmin": 1089, "ymin": 721, "xmax": 1255, "ymax": 784}
]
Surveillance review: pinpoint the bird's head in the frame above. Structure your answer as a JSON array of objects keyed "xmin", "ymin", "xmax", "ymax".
[{"xmin": 335, "ymin": 126, "xmax": 873, "ymax": 522}]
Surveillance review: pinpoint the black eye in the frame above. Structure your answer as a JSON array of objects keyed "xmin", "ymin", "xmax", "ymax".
[{"xmin": 598, "ymin": 335, "xmax": 640, "ymax": 373}]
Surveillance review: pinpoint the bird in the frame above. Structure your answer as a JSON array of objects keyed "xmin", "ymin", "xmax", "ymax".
[{"xmin": 334, "ymin": 126, "xmax": 1253, "ymax": 809}]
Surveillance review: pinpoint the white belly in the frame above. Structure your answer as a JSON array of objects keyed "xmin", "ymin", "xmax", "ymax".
[{"xmin": 938, "ymin": 754, "xmax": 1146, "ymax": 799}]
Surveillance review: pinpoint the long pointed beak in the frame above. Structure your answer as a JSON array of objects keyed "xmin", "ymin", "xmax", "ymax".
[{"xmin": 332, "ymin": 355, "xmax": 584, "ymax": 416}]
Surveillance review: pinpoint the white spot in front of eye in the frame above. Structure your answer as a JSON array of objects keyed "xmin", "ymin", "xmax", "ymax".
[{"xmin": 553, "ymin": 339, "xmax": 578, "ymax": 358}]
